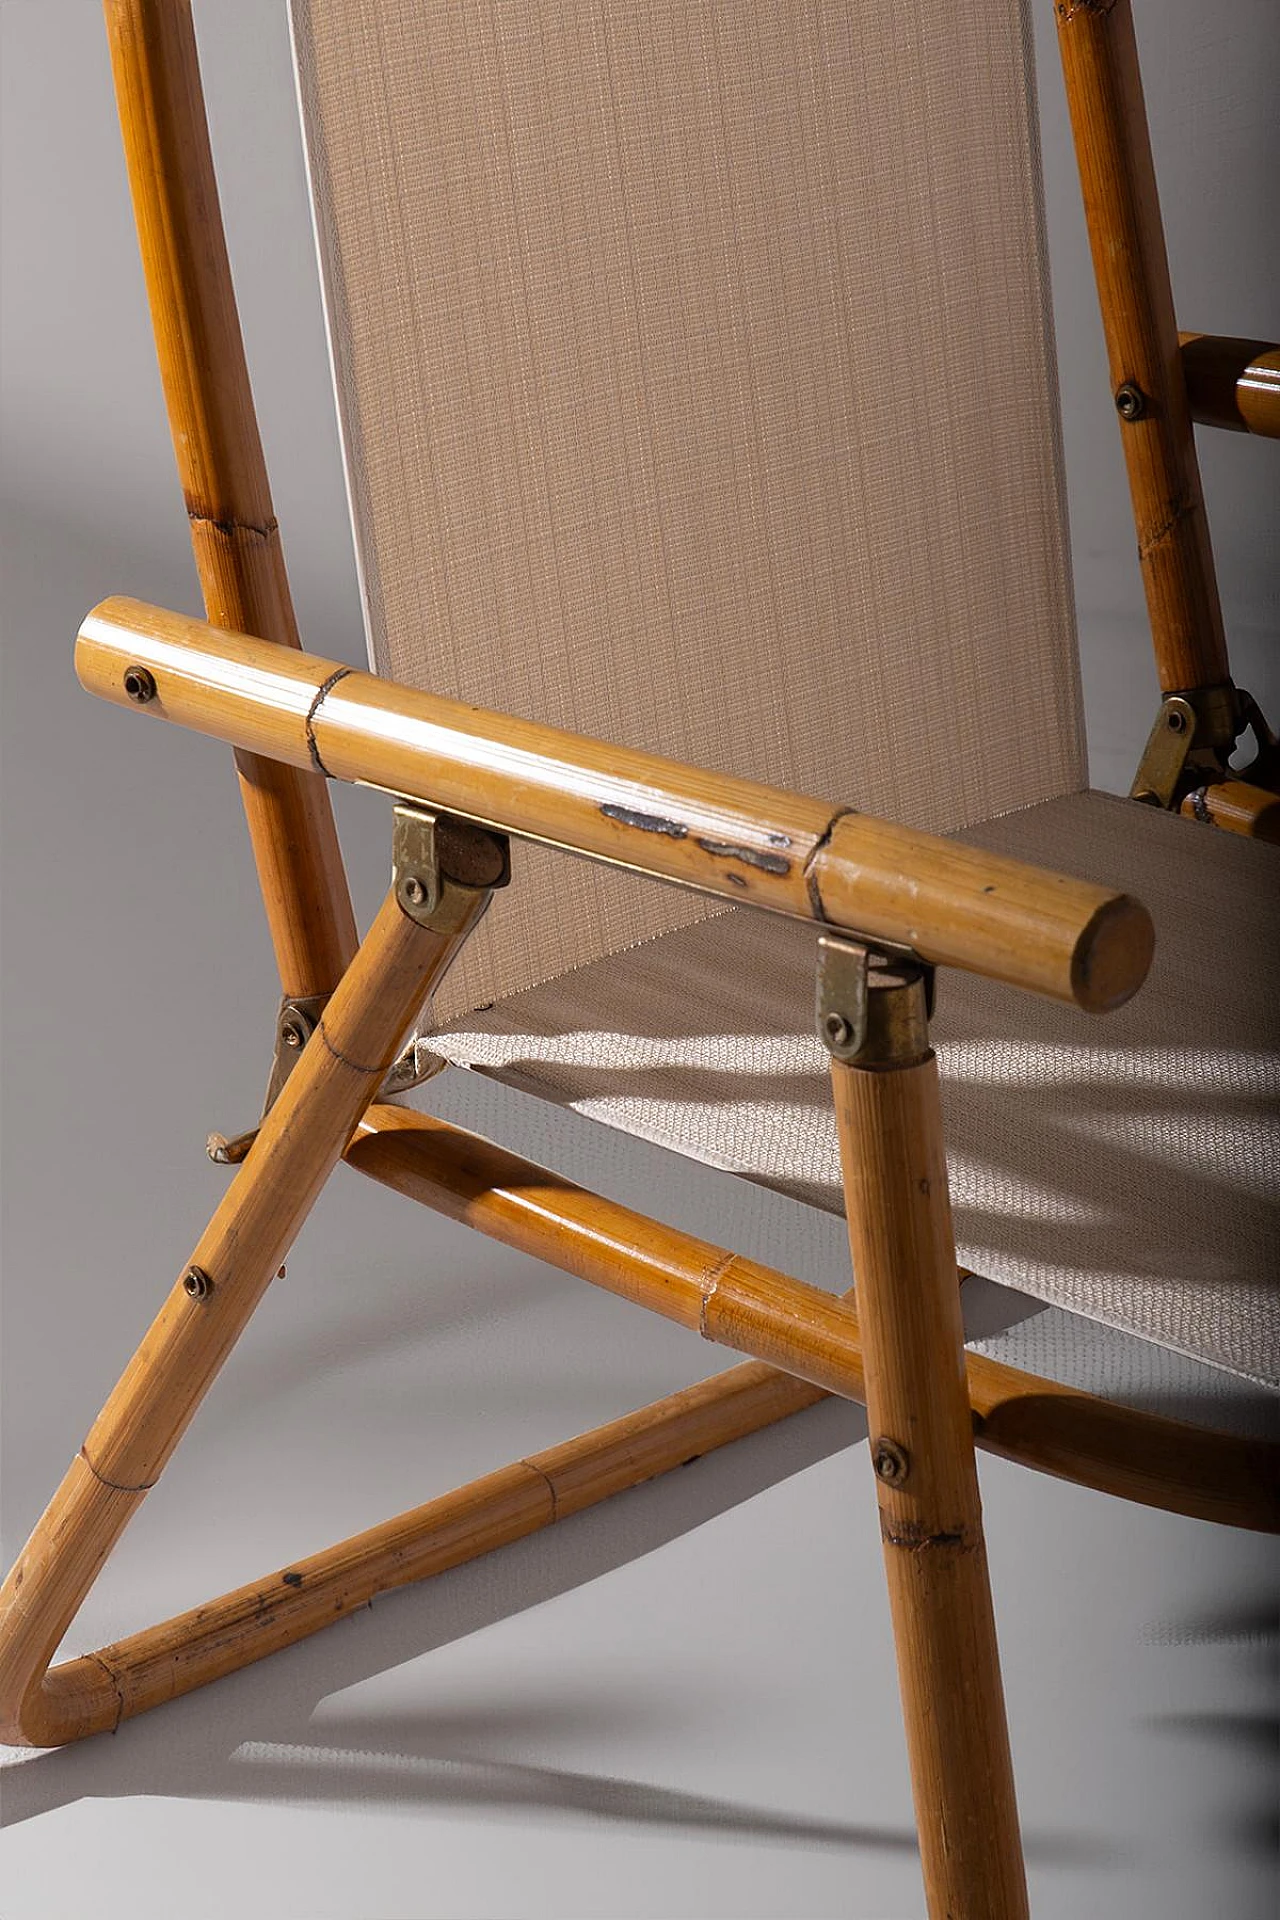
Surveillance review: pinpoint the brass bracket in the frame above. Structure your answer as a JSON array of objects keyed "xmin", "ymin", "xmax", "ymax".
[
  {"xmin": 392, "ymin": 802, "xmax": 510, "ymax": 934},
  {"xmin": 816, "ymin": 934, "xmax": 935, "ymax": 1067}
]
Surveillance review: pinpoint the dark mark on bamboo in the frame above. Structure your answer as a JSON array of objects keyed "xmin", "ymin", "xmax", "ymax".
[
  {"xmin": 695, "ymin": 837, "xmax": 791, "ymax": 876},
  {"xmin": 600, "ymin": 804, "xmax": 689, "ymax": 839},
  {"xmin": 880, "ymin": 1516, "xmax": 976, "ymax": 1553}
]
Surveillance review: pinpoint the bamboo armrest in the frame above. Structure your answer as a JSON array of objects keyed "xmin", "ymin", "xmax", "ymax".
[{"xmin": 76, "ymin": 596, "xmax": 1153, "ymax": 1010}]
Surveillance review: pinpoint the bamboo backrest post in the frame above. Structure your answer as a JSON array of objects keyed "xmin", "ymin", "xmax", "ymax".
[
  {"xmin": 104, "ymin": 0, "xmax": 357, "ymax": 998},
  {"xmin": 823, "ymin": 949, "xmax": 1028, "ymax": 1919},
  {"xmin": 1055, "ymin": 0, "xmax": 1229, "ymax": 700}
]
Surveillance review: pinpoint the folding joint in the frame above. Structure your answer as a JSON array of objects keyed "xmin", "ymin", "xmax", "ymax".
[
  {"xmin": 392, "ymin": 802, "xmax": 510, "ymax": 936},
  {"xmin": 262, "ymin": 994, "xmax": 328, "ymax": 1115},
  {"xmin": 1130, "ymin": 683, "xmax": 1239, "ymax": 809},
  {"xmin": 208, "ymin": 1016, "xmax": 447, "ymax": 1165},
  {"xmin": 816, "ymin": 934, "xmax": 934, "ymax": 1069}
]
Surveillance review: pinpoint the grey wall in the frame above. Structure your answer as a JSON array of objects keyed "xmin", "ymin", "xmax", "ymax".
[{"xmin": 1, "ymin": 6, "xmax": 1277, "ymax": 1919}]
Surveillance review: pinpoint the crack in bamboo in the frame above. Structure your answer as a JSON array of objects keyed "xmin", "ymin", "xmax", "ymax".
[
  {"xmin": 185, "ymin": 508, "xmax": 280, "ymax": 542},
  {"xmin": 304, "ymin": 666, "xmax": 352, "ymax": 776}
]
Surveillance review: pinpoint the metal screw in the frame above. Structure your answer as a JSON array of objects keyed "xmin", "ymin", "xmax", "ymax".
[
  {"xmin": 1166, "ymin": 708, "xmax": 1188, "ymax": 735},
  {"xmin": 1114, "ymin": 382, "xmax": 1147, "ymax": 422},
  {"xmin": 123, "ymin": 665, "xmax": 157, "ymax": 703},
  {"xmin": 872, "ymin": 1437, "xmax": 911, "ymax": 1486},
  {"xmin": 824, "ymin": 1011, "xmax": 853, "ymax": 1049},
  {"xmin": 402, "ymin": 875, "xmax": 427, "ymax": 906},
  {"xmin": 183, "ymin": 1265, "xmax": 212, "ymax": 1300},
  {"xmin": 280, "ymin": 1018, "xmax": 307, "ymax": 1050}
]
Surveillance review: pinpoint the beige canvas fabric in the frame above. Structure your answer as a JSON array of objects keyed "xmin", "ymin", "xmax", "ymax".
[
  {"xmin": 292, "ymin": 0, "xmax": 1084, "ymax": 1021},
  {"xmin": 431, "ymin": 794, "xmax": 1280, "ymax": 1386}
]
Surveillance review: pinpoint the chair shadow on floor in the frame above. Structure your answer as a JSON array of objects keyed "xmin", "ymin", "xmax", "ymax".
[{"xmin": 0, "ymin": 1392, "xmax": 1120, "ymax": 1870}]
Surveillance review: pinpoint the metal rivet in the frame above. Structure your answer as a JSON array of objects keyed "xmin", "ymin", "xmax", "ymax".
[
  {"xmin": 402, "ymin": 875, "xmax": 427, "ymax": 906},
  {"xmin": 280, "ymin": 1019, "xmax": 306, "ymax": 1050},
  {"xmin": 1114, "ymin": 382, "xmax": 1147, "ymax": 421},
  {"xmin": 824, "ymin": 1011, "xmax": 853, "ymax": 1048},
  {"xmin": 123, "ymin": 665, "xmax": 157, "ymax": 703},
  {"xmin": 1166, "ymin": 708, "xmax": 1188, "ymax": 735},
  {"xmin": 872, "ymin": 1437, "xmax": 911, "ymax": 1486},
  {"xmin": 183, "ymin": 1265, "xmax": 212, "ymax": 1300}
]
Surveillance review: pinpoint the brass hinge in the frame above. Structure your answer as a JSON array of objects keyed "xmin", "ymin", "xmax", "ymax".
[
  {"xmin": 391, "ymin": 801, "xmax": 510, "ymax": 934},
  {"xmin": 1131, "ymin": 682, "xmax": 1279, "ymax": 814},
  {"xmin": 816, "ymin": 934, "xmax": 935, "ymax": 1067}
]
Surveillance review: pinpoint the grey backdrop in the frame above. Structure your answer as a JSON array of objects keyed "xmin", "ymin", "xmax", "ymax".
[{"xmin": 1, "ymin": 4, "xmax": 1276, "ymax": 1918}]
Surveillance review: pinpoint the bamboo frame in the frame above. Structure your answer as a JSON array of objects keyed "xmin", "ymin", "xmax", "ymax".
[
  {"xmin": 5, "ymin": 1037, "xmax": 1274, "ymax": 1747},
  {"xmin": 1, "ymin": 10, "xmax": 1271, "ymax": 1918}
]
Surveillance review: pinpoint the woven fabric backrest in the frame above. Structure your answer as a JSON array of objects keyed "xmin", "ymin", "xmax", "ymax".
[{"xmin": 292, "ymin": 0, "xmax": 1085, "ymax": 1021}]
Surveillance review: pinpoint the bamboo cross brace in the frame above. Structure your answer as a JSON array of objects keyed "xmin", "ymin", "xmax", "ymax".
[
  {"xmin": 346, "ymin": 1111, "xmax": 1277, "ymax": 1532},
  {"xmin": 6, "ymin": 1363, "xmax": 823, "ymax": 1746}
]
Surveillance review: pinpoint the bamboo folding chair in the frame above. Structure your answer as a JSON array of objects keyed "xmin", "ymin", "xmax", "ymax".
[{"xmin": 2, "ymin": 3, "xmax": 1277, "ymax": 1913}]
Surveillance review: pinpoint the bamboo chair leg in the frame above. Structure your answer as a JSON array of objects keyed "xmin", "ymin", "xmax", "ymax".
[
  {"xmin": 0, "ymin": 880, "xmax": 487, "ymax": 1749},
  {"xmin": 823, "ymin": 946, "xmax": 1028, "ymax": 1919}
]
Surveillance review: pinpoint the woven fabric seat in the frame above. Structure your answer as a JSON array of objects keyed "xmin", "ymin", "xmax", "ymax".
[
  {"xmin": 432, "ymin": 791, "xmax": 1280, "ymax": 1387},
  {"xmin": 291, "ymin": 1, "xmax": 1280, "ymax": 1401}
]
